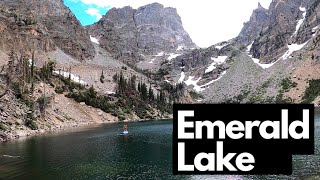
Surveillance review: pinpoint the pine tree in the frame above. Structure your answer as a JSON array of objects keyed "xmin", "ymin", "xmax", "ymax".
[
  {"xmin": 131, "ymin": 75, "xmax": 136, "ymax": 91},
  {"xmin": 138, "ymin": 81, "xmax": 141, "ymax": 92},
  {"xmin": 100, "ymin": 70, "xmax": 105, "ymax": 83},
  {"xmin": 140, "ymin": 82, "xmax": 148, "ymax": 101},
  {"xmin": 30, "ymin": 51, "xmax": 35, "ymax": 92},
  {"xmin": 113, "ymin": 73, "xmax": 118, "ymax": 83},
  {"xmin": 148, "ymin": 85, "xmax": 154, "ymax": 101}
]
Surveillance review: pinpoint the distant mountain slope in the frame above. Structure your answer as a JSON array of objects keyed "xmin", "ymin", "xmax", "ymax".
[
  {"xmin": 160, "ymin": 0, "xmax": 320, "ymax": 105},
  {"xmin": 0, "ymin": 0, "xmax": 95, "ymax": 61}
]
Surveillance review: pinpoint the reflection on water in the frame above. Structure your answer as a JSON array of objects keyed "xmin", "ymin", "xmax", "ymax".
[{"xmin": 0, "ymin": 109, "xmax": 319, "ymax": 180}]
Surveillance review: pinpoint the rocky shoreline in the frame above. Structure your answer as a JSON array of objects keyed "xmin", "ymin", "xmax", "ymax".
[
  {"xmin": 0, "ymin": 115, "xmax": 173, "ymax": 143},
  {"xmin": 0, "ymin": 121, "xmax": 106, "ymax": 143}
]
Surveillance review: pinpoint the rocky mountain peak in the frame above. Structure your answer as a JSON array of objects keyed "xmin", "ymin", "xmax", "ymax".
[
  {"xmin": 257, "ymin": 2, "xmax": 265, "ymax": 9},
  {"xmin": 88, "ymin": 3, "xmax": 196, "ymax": 62},
  {"xmin": 235, "ymin": 2, "xmax": 269, "ymax": 45}
]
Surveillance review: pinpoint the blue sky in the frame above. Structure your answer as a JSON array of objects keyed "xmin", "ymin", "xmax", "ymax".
[
  {"xmin": 63, "ymin": 0, "xmax": 272, "ymax": 47},
  {"xmin": 64, "ymin": 0, "xmax": 111, "ymax": 26}
]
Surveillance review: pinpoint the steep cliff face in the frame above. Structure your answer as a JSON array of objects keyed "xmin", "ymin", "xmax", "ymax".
[
  {"xmin": 88, "ymin": 3, "xmax": 196, "ymax": 62},
  {"xmin": 0, "ymin": 0, "xmax": 95, "ymax": 61},
  {"xmin": 236, "ymin": 3, "xmax": 269, "ymax": 46},
  {"xmin": 247, "ymin": 0, "xmax": 311, "ymax": 63}
]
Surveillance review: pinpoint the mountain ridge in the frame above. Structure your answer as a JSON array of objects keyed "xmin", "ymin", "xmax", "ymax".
[{"xmin": 87, "ymin": 2, "xmax": 196, "ymax": 64}]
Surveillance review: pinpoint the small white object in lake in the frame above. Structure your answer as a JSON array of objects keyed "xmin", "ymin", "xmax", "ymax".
[{"xmin": 2, "ymin": 155, "xmax": 20, "ymax": 158}]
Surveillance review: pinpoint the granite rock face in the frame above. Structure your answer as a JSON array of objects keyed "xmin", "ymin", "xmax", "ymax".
[
  {"xmin": 0, "ymin": 0, "xmax": 95, "ymax": 61},
  {"xmin": 236, "ymin": 3, "xmax": 269, "ymax": 46},
  {"xmin": 88, "ymin": 3, "xmax": 196, "ymax": 62},
  {"xmin": 242, "ymin": 0, "xmax": 315, "ymax": 63}
]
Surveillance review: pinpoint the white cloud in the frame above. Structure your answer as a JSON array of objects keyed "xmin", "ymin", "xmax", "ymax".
[
  {"xmin": 78, "ymin": 0, "xmax": 272, "ymax": 47},
  {"xmin": 85, "ymin": 7, "xmax": 102, "ymax": 20}
]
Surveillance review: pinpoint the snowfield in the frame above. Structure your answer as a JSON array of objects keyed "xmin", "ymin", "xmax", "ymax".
[{"xmin": 281, "ymin": 42, "xmax": 308, "ymax": 60}]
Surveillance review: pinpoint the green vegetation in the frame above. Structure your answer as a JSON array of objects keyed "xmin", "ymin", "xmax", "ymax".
[
  {"xmin": 0, "ymin": 123, "xmax": 8, "ymax": 131},
  {"xmin": 189, "ymin": 91, "xmax": 204, "ymax": 100},
  {"xmin": 302, "ymin": 79, "xmax": 320, "ymax": 104},
  {"xmin": 280, "ymin": 78, "xmax": 297, "ymax": 92},
  {"xmin": 2, "ymin": 46, "xmax": 187, "ymax": 128},
  {"xmin": 60, "ymin": 72, "xmax": 185, "ymax": 120}
]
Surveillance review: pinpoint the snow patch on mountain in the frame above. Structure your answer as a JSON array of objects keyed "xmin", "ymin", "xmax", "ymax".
[
  {"xmin": 246, "ymin": 42, "xmax": 275, "ymax": 69},
  {"xmin": 185, "ymin": 76, "xmax": 202, "ymax": 92},
  {"xmin": 90, "ymin": 36, "xmax": 99, "ymax": 44},
  {"xmin": 168, "ymin": 53, "xmax": 181, "ymax": 61},
  {"xmin": 177, "ymin": 45, "xmax": 184, "ymax": 51},
  {"xmin": 178, "ymin": 72, "xmax": 185, "ymax": 83},
  {"xmin": 312, "ymin": 26, "xmax": 319, "ymax": 37},
  {"xmin": 200, "ymin": 71, "xmax": 227, "ymax": 89},
  {"xmin": 181, "ymin": 71, "xmax": 227, "ymax": 92},
  {"xmin": 251, "ymin": 56, "xmax": 276, "ymax": 69},
  {"xmin": 246, "ymin": 42, "xmax": 254, "ymax": 53},
  {"xmin": 205, "ymin": 56, "xmax": 228, "ymax": 73},
  {"xmin": 281, "ymin": 41, "xmax": 308, "ymax": 59},
  {"xmin": 215, "ymin": 44, "xmax": 228, "ymax": 50},
  {"xmin": 292, "ymin": 7, "xmax": 306, "ymax": 37},
  {"xmin": 149, "ymin": 58, "xmax": 156, "ymax": 64},
  {"xmin": 154, "ymin": 52, "xmax": 164, "ymax": 57}
]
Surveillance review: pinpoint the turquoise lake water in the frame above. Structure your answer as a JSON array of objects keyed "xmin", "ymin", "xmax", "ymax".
[{"xmin": 0, "ymin": 109, "xmax": 319, "ymax": 180}]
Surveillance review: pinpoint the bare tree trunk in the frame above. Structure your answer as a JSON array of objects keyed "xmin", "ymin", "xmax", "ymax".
[{"xmin": 31, "ymin": 51, "xmax": 35, "ymax": 92}]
